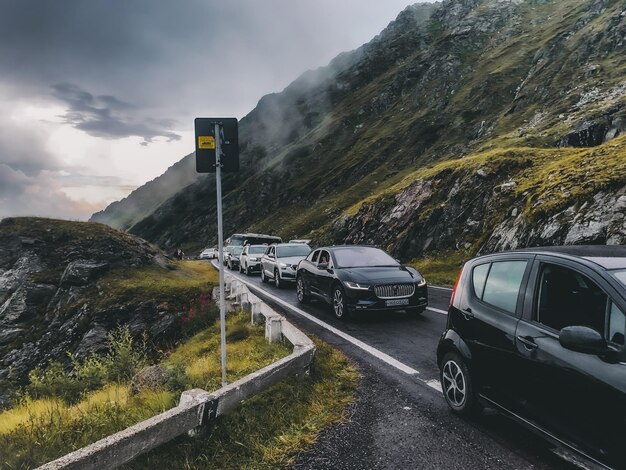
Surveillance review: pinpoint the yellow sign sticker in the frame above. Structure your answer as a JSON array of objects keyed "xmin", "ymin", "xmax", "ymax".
[{"xmin": 198, "ymin": 135, "xmax": 216, "ymax": 149}]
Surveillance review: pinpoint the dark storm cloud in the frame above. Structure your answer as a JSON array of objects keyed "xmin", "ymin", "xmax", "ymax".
[
  {"xmin": 52, "ymin": 83, "xmax": 180, "ymax": 144},
  {"xmin": 0, "ymin": 0, "xmax": 421, "ymax": 121},
  {"xmin": 0, "ymin": 0, "xmax": 426, "ymax": 219}
]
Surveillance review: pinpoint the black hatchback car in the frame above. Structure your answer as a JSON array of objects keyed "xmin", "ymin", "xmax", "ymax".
[
  {"xmin": 437, "ymin": 246, "xmax": 626, "ymax": 469},
  {"xmin": 296, "ymin": 245, "xmax": 428, "ymax": 319}
]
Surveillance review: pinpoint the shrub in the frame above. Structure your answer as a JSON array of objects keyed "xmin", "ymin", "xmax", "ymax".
[
  {"xmin": 25, "ymin": 327, "xmax": 149, "ymax": 404},
  {"xmin": 105, "ymin": 328, "xmax": 148, "ymax": 383}
]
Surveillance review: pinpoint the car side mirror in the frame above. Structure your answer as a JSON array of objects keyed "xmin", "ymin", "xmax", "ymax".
[{"xmin": 559, "ymin": 326, "xmax": 607, "ymax": 355}]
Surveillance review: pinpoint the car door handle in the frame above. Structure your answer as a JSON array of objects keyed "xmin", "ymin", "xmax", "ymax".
[
  {"xmin": 461, "ymin": 308, "xmax": 473, "ymax": 320},
  {"xmin": 517, "ymin": 335, "xmax": 538, "ymax": 350}
]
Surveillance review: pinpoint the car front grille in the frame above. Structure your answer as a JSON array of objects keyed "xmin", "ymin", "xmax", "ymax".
[{"xmin": 374, "ymin": 283, "xmax": 415, "ymax": 299}]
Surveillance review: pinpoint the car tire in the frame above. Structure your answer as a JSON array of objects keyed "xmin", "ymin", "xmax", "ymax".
[
  {"xmin": 245, "ymin": 265, "xmax": 251, "ymax": 276},
  {"xmin": 332, "ymin": 285, "xmax": 350, "ymax": 320},
  {"xmin": 274, "ymin": 269, "xmax": 281, "ymax": 288},
  {"xmin": 261, "ymin": 268, "xmax": 268, "ymax": 283},
  {"xmin": 296, "ymin": 275, "xmax": 310, "ymax": 304},
  {"xmin": 440, "ymin": 351, "xmax": 480, "ymax": 417}
]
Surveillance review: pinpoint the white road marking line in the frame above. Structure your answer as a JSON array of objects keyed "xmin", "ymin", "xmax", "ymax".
[
  {"xmin": 429, "ymin": 285, "xmax": 453, "ymax": 291},
  {"xmin": 425, "ymin": 379, "xmax": 443, "ymax": 393},
  {"xmin": 213, "ymin": 261, "xmax": 450, "ymax": 395},
  {"xmin": 426, "ymin": 307, "xmax": 448, "ymax": 315},
  {"xmin": 220, "ymin": 264, "xmax": 420, "ymax": 376}
]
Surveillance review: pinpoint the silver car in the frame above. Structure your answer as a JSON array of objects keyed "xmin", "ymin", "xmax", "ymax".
[{"xmin": 261, "ymin": 243, "xmax": 311, "ymax": 288}]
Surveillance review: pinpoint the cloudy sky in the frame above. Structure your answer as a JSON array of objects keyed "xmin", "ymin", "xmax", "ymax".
[{"xmin": 0, "ymin": 0, "xmax": 427, "ymax": 221}]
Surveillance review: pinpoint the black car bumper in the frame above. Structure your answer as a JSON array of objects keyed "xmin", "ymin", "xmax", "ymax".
[{"xmin": 345, "ymin": 285, "xmax": 428, "ymax": 313}]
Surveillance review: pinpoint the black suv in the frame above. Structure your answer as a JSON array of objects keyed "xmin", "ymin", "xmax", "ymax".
[{"xmin": 437, "ymin": 246, "xmax": 626, "ymax": 469}]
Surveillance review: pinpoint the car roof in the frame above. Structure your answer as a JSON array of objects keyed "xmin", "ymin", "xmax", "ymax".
[
  {"xmin": 271, "ymin": 242, "xmax": 310, "ymax": 247},
  {"xmin": 325, "ymin": 245, "xmax": 379, "ymax": 250},
  {"xmin": 492, "ymin": 245, "xmax": 626, "ymax": 270}
]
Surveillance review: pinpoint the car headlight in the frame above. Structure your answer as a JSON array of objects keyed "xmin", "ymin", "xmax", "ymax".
[
  {"xmin": 345, "ymin": 281, "xmax": 371, "ymax": 290},
  {"xmin": 418, "ymin": 278, "xmax": 427, "ymax": 287}
]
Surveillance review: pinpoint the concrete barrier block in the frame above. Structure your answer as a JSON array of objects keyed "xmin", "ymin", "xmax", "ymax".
[
  {"xmin": 265, "ymin": 316, "xmax": 283, "ymax": 343},
  {"xmin": 251, "ymin": 301, "xmax": 263, "ymax": 324}
]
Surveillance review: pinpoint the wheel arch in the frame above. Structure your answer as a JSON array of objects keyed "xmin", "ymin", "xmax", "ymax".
[{"xmin": 437, "ymin": 329, "xmax": 472, "ymax": 369}]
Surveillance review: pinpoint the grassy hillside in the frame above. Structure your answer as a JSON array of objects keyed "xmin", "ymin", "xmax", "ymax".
[{"xmin": 126, "ymin": 0, "xmax": 626, "ymax": 257}]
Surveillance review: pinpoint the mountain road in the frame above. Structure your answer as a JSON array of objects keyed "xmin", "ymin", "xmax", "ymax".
[{"xmin": 213, "ymin": 262, "xmax": 582, "ymax": 469}]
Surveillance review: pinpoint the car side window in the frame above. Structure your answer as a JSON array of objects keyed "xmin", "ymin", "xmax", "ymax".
[
  {"xmin": 472, "ymin": 263, "xmax": 490, "ymax": 299},
  {"xmin": 481, "ymin": 260, "xmax": 528, "ymax": 314},
  {"xmin": 310, "ymin": 250, "xmax": 320, "ymax": 263},
  {"xmin": 609, "ymin": 302, "xmax": 625, "ymax": 346},
  {"xmin": 319, "ymin": 250, "xmax": 330, "ymax": 266},
  {"xmin": 535, "ymin": 264, "xmax": 607, "ymax": 334}
]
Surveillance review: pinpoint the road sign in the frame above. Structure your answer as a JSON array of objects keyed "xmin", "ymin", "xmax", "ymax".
[
  {"xmin": 194, "ymin": 118, "xmax": 239, "ymax": 172},
  {"xmin": 194, "ymin": 117, "xmax": 239, "ymax": 387}
]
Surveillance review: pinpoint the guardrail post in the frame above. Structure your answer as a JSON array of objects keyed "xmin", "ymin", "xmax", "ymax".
[
  {"xmin": 265, "ymin": 316, "xmax": 282, "ymax": 343},
  {"xmin": 239, "ymin": 292, "xmax": 251, "ymax": 313},
  {"xmin": 179, "ymin": 389, "xmax": 215, "ymax": 436},
  {"xmin": 251, "ymin": 301, "xmax": 263, "ymax": 324}
]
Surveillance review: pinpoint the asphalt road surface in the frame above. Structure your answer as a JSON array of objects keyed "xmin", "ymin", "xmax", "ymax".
[{"xmin": 215, "ymin": 262, "xmax": 586, "ymax": 470}]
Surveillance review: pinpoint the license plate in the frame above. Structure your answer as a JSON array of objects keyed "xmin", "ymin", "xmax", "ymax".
[{"xmin": 385, "ymin": 299, "xmax": 409, "ymax": 307}]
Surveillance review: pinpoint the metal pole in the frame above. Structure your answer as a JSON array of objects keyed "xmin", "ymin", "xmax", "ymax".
[{"xmin": 215, "ymin": 122, "xmax": 227, "ymax": 387}]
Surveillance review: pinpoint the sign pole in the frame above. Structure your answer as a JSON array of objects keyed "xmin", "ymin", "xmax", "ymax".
[{"xmin": 215, "ymin": 122, "xmax": 228, "ymax": 387}]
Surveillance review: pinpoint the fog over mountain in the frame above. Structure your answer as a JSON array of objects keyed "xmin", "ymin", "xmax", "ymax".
[
  {"xmin": 0, "ymin": 0, "xmax": 420, "ymax": 220},
  {"xmin": 94, "ymin": 0, "xmax": 626, "ymax": 262}
]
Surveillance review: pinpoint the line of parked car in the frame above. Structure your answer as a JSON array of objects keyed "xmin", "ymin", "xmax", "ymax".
[
  {"xmin": 200, "ymin": 235, "xmax": 626, "ymax": 469},
  {"xmin": 202, "ymin": 239, "xmax": 429, "ymax": 321}
]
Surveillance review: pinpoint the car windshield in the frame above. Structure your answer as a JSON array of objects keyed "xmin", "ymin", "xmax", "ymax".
[
  {"xmin": 613, "ymin": 269, "xmax": 626, "ymax": 288},
  {"xmin": 248, "ymin": 246, "xmax": 266, "ymax": 254},
  {"xmin": 277, "ymin": 245, "xmax": 311, "ymax": 258},
  {"xmin": 224, "ymin": 246, "xmax": 235, "ymax": 253},
  {"xmin": 332, "ymin": 247, "xmax": 399, "ymax": 268}
]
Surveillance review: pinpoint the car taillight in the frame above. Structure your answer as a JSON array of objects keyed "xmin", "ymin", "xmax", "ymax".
[{"xmin": 449, "ymin": 266, "xmax": 464, "ymax": 309}]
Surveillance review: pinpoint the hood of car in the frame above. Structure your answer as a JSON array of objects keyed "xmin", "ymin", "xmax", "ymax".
[{"xmin": 339, "ymin": 266, "xmax": 420, "ymax": 285}]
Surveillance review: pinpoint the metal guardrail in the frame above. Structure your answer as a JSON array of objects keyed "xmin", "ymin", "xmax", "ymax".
[{"xmin": 39, "ymin": 275, "xmax": 316, "ymax": 470}]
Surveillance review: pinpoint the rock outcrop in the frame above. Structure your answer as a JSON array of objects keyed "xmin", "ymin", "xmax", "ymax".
[{"xmin": 0, "ymin": 218, "xmax": 178, "ymax": 406}]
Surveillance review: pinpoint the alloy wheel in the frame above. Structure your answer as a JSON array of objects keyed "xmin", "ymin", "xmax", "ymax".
[
  {"xmin": 442, "ymin": 360, "xmax": 467, "ymax": 408},
  {"xmin": 333, "ymin": 288, "xmax": 344, "ymax": 319},
  {"xmin": 274, "ymin": 270, "xmax": 281, "ymax": 288},
  {"xmin": 297, "ymin": 277, "xmax": 305, "ymax": 302}
]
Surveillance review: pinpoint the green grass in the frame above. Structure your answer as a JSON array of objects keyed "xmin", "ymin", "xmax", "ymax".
[
  {"xmin": 0, "ymin": 311, "xmax": 299, "ymax": 468},
  {"xmin": 410, "ymin": 250, "xmax": 471, "ymax": 287},
  {"xmin": 93, "ymin": 260, "xmax": 219, "ymax": 311},
  {"xmin": 125, "ymin": 337, "xmax": 359, "ymax": 470}
]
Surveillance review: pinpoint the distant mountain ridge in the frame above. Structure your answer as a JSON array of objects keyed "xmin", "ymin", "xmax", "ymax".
[
  {"xmin": 94, "ymin": 0, "xmax": 626, "ymax": 259},
  {"xmin": 90, "ymin": 152, "xmax": 202, "ymax": 230}
]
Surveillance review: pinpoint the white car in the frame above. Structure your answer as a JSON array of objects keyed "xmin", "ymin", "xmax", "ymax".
[
  {"xmin": 239, "ymin": 244, "xmax": 267, "ymax": 275},
  {"xmin": 199, "ymin": 248, "xmax": 217, "ymax": 259},
  {"xmin": 261, "ymin": 243, "xmax": 311, "ymax": 287}
]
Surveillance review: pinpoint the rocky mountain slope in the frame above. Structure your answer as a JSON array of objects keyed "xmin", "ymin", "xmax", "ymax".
[
  {"xmin": 97, "ymin": 0, "xmax": 626, "ymax": 258},
  {"xmin": 0, "ymin": 218, "xmax": 211, "ymax": 406}
]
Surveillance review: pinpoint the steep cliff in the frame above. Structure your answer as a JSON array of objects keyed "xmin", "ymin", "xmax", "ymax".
[{"xmin": 0, "ymin": 218, "xmax": 215, "ymax": 406}]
